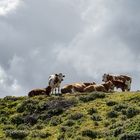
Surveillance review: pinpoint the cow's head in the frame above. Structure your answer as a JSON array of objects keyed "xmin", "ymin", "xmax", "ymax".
[
  {"xmin": 58, "ymin": 73, "xmax": 65, "ymax": 81},
  {"xmin": 106, "ymin": 80, "xmax": 114, "ymax": 92}
]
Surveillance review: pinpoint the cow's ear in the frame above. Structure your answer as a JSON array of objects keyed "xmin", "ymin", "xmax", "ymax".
[{"xmin": 55, "ymin": 74, "xmax": 58, "ymax": 76}]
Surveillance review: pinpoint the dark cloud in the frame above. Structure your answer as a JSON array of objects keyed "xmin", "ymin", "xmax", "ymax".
[{"xmin": 0, "ymin": 0, "xmax": 140, "ymax": 97}]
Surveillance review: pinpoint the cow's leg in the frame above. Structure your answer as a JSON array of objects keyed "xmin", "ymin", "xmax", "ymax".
[
  {"xmin": 58, "ymin": 86, "xmax": 61, "ymax": 95},
  {"xmin": 55, "ymin": 88, "xmax": 57, "ymax": 95},
  {"xmin": 122, "ymin": 87, "xmax": 125, "ymax": 92},
  {"xmin": 58, "ymin": 87, "xmax": 60, "ymax": 95},
  {"xmin": 125, "ymin": 80, "xmax": 131, "ymax": 91},
  {"xmin": 51, "ymin": 88, "xmax": 54, "ymax": 95}
]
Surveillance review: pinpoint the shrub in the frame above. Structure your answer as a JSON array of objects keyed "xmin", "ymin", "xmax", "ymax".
[
  {"xmin": 0, "ymin": 117, "xmax": 9, "ymax": 124},
  {"xmin": 4, "ymin": 96, "xmax": 19, "ymax": 101},
  {"xmin": 37, "ymin": 98, "xmax": 77, "ymax": 112},
  {"xmin": 16, "ymin": 99, "xmax": 38, "ymax": 113},
  {"xmin": 59, "ymin": 126, "xmax": 69, "ymax": 133},
  {"xmin": 107, "ymin": 111, "xmax": 118, "ymax": 118},
  {"xmin": 87, "ymin": 108, "xmax": 97, "ymax": 115},
  {"xmin": 91, "ymin": 115, "xmax": 102, "ymax": 121},
  {"xmin": 10, "ymin": 114, "xmax": 24, "ymax": 125},
  {"xmin": 47, "ymin": 108, "xmax": 63, "ymax": 116},
  {"xmin": 38, "ymin": 112, "xmax": 52, "ymax": 121},
  {"xmin": 3, "ymin": 125, "xmax": 15, "ymax": 131},
  {"xmin": 57, "ymin": 133, "xmax": 65, "ymax": 140},
  {"xmin": 79, "ymin": 96, "xmax": 92, "ymax": 102},
  {"xmin": 50, "ymin": 116, "xmax": 62, "ymax": 126},
  {"xmin": 95, "ymin": 92, "xmax": 106, "ymax": 98},
  {"xmin": 119, "ymin": 132, "xmax": 140, "ymax": 140},
  {"xmin": 79, "ymin": 92, "xmax": 105, "ymax": 103},
  {"xmin": 39, "ymin": 131, "xmax": 51, "ymax": 138},
  {"xmin": 24, "ymin": 115, "xmax": 38, "ymax": 125},
  {"xmin": 75, "ymin": 136, "xmax": 85, "ymax": 140},
  {"xmin": 109, "ymin": 122, "xmax": 123, "ymax": 129},
  {"xmin": 33, "ymin": 123, "xmax": 45, "ymax": 130},
  {"xmin": 0, "ymin": 110, "xmax": 9, "ymax": 116},
  {"xmin": 135, "ymin": 121, "xmax": 140, "ymax": 131},
  {"xmin": 113, "ymin": 104, "xmax": 128, "ymax": 112},
  {"xmin": 82, "ymin": 129, "xmax": 98, "ymax": 139},
  {"xmin": 94, "ymin": 122, "xmax": 99, "ymax": 126},
  {"xmin": 8, "ymin": 102, "xmax": 18, "ymax": 108},
  {"xmin": 103, "ymin": 121, "xmax": 110, "ymax": 127},
  {"xmin": 113, "ymin": 127, "xmax": 124, "ymax": 137},
  {"xmin": 17, "ymin": 124, "xmax": 30, "ymax": 130},
  {"xmin": 64, "ymin": 120, "xmax": 75, "ymax": 127},
  {"xmin": 106, "ymin": 101, "xmax": 117, "ymax": 106},
  {"xmin": 37, "ymin": 98, "xmax": 77, "ymax": 121},
  {"xmin": 125, "ymin": 107, "xmax": 139, "ymax": 118},
  {"xmin": 31, "ymin": 130, "xmax": 51, "ymax": 138},
  {"xmin": 69, "ymin": 113, "xmax": 83, "ymax": 120},
  {"xmin": 6, "ymin": 130, "xmax": 28, "ymax": 139}
]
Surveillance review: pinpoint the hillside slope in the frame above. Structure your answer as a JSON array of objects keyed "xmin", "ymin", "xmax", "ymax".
[{"xmin": 0, "ymin": 92, "xmax": 140, "ymax": 140}]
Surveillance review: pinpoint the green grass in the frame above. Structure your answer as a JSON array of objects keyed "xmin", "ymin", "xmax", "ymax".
[{"xmin": 0, "ymin": 92, "xmax": 140, "ymax": 140}]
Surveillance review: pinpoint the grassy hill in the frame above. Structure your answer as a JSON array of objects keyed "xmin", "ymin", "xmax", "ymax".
[{"xmin": 0, "ymin": 91, "xmax": 140, "ymax": 140}]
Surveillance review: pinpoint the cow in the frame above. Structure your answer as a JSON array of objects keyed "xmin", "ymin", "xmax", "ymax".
[
  {"xmin": 28, "ymin": 86, "xmax": 52, "ymax": 97},
  {"xmin": 61, "ymin": 82, "xmax": 96, "ymax": 94},
  {"xmin": 84, "ymin": 85, "xmax": 96, "ymax": 92},
  {"xmin": 84, "ymin": 84, "xmax": 106, "ymax": 92},
  {"xmin": 61, "ymin": 84, "xmax": 74, "ymax": 94},
  {"xmin": 102, "ymin": 81, "xmax": 114, "ymax": 92},
  {"xmin": 48, "ymin": 73, "xmax": 65, "ymax": 95},
  {"xmin": 84, "ymin": 81, "xmax": 114, "ymax": 92},
  {"xmin": 102, "ymin": 74, "xmax": 132, "ymax": 91},
  {"xmin": 111, "ymin": 80, "xmax": 128, "ymax": 92}
]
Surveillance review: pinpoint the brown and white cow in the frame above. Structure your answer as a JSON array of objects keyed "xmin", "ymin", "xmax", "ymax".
[
  {"xmin": 102, "ymin": 74, "xmax": 132, "ymax": 91},
  {"xmin": 102, "ymin": 81, "xmax": 114, "ymax": 92},
  {"xmin": 84, "ymin": 84, "xmax": 106, "ymax": 92},
  {"xmin": 28, "ymin": 86, "xmax": 52, "ymax": 97},
  {"xmin": 48, "ymin": 73, "xmax": 65, "ymax": 95},
  {"xmin": 111, "ymin": 80, "xmax": 128, "ymax": 92},
  {"xmin": 61, "ymin": 82, "xmax": 96, "ymax": 94},
  {"xmin": 84, "ymin": 81, "xmax": 114, "ymax": 92},
  {"xmin": 61, "ymin": 84, "xmax": 74, "ymax": 94}
]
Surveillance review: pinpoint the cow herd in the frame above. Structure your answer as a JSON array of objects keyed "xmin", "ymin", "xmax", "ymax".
[{"xmin": 28, "ymin": 73, "xmax": 132, "ymax": 97}]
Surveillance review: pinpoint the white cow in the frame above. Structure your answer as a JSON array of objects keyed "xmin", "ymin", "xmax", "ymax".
[{"xmin": 48, "ymin": 73, "xmax": 65, "ymax": 95}]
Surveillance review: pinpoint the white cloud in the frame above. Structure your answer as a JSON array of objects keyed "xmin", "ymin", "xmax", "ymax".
[
  {"xmin": 56, "ymin": 28, "xmax": 136, "ymax": 79},
  {"xmin": 0, "ymin": 0, "xmax": 21, "ymax": 16},
  {"xmin": 55, "ymin": 0, "xmax": 140, "ymax": 89},
  {"xmin": 0, "ymin": 65, "xmax": 24, "ymax": 97}
]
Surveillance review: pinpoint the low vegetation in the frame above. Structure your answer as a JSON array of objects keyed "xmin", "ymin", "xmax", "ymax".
[{"xmin": 0, "ymin": 92, "xmax": 140, "ymax": 139}]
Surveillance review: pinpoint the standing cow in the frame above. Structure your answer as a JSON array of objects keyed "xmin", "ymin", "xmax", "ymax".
[
  {"xmin": 102, "ymin": 74, "xmax": 132, "ymax": 91},
  {"xmin": 48, "ymin": 73, "xmax": 65, "ymax": 95}
]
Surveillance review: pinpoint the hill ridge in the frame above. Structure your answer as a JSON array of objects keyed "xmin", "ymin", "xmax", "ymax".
[{"xmin": 0, "ymin": 92, "xmax": 140, "ymax": 140}]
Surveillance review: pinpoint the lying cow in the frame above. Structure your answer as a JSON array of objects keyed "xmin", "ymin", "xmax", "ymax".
[
  {"xmin": 61, "ymin": 82, "xmax": 96, "ymax": 94},
  {"xmin": 102, "ymin": 73, "xmax": 132, "ymax": 91},
  {"xmin": 28, "ymin": 86, "xmax": 52, "ymax": 97},
  {"xmin": 48, "ymin": 73, "xmax": 65, "ymax": 95},
  {"xmin": 61, "ymin": 84, "xmax": 74, "ymax": 94},
  {"xmin": 84, "ymin": 81, "xmax": 114, "ymax": 92}
]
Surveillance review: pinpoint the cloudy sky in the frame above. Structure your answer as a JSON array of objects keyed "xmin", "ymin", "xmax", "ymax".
[{"xmin": 0, "ymin": 0, "xmax": 140, "ymax": 97}]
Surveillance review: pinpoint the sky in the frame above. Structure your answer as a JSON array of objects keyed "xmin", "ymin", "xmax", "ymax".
[{"xmin": 0, "ymin": 0, "xmax": 140, "ymax": 97}]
